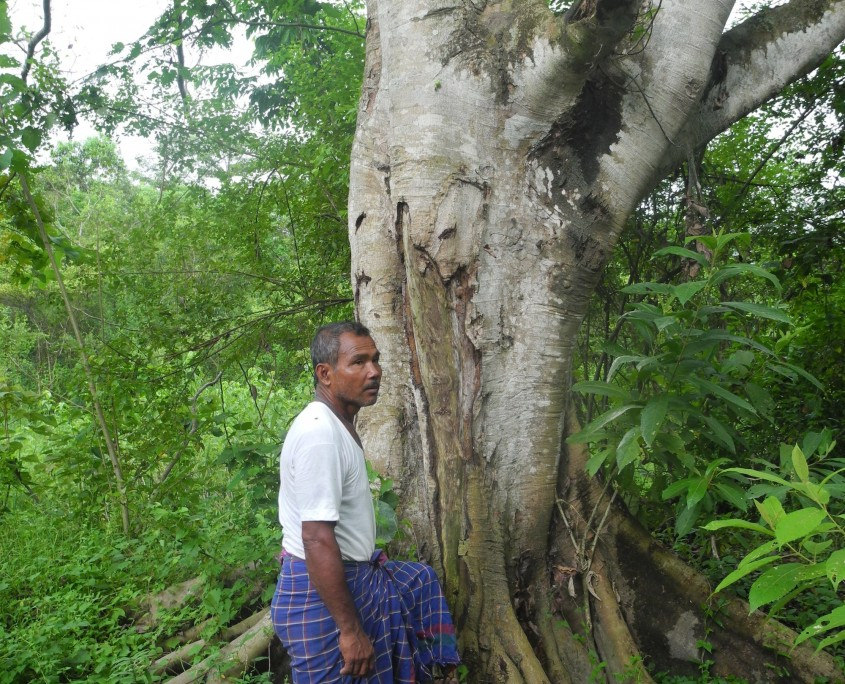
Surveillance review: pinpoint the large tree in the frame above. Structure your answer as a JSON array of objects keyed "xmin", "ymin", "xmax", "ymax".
[{"xmin": 348, "ymin": 1, "xmax": 845, "ymax": 681}]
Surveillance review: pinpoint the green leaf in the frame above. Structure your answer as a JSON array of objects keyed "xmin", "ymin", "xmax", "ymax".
[
  {"xmin": 691, "ymin": 377, "xmax": 756, "ymax": 415},
  {"xmin": 714, "ymin": 482, "xmax": 748, "ymax": 511},
  {"xmin": 826, "ymin": 549, "xmax": 845, "ymax": 588},
  {"xmin": 722, "ymin": 301, "xmax": 791, "ymax": 324},
  {"xmin": 21, "ymin": 127, "xmax": 42, "ymax": 152},
  {"xmin": 756, "ymin": 496, "xmax": 786, "ymax": 529},
  {"xmin": 662, "ymin": 478, "xmax": 696, "ymax": 501},
  {"xmin": 703, "ymin": 415, "xmax": 735, "ymax": 453},
  {"xmin": 675, "ymin": 503, "xmax": 699, "ymax": 537},
  {"xmin": 723, "ymin": 467, "xmax": 790, "ymax": 488},
  {"xmin": 794, "ymin": 605, "xmax": 845, "ymax": 648},
  {"xmin": 0, "ymin": 147, "xmax": 12, "ymax": 171},
  {"xmin": 615, "ymin": 426, "xmax": 641, "ymax": 470},
  {"xmin": 0, "ymin": 73, "xmax": 27, "ymax": 92},
  {"xmin": 652, "ymin": 246, "xmax": 708, "ymax": 266},
  {"xmin": 711, "ymin": 263, "xmax": 781, "ymax": 293},
  {"xmin": 567, "ymin": 404, "xmax": 638, "ymax": 443},
  {"xmin": 774, "ymin": 508, "xmax": 827, "ymax": 546},
  {"xmin": 792, "ymin": 445, "xmax": 809, "ymax": 482},
  {"xmin": 571, "ymin": 381, "xmax": 630, "ymax": 401},
  {"xmin": 702, "ymin": 519, "xmax": 773, "ymax": 536},
  {"xmin": 713, "ymin": 556, "xmax": 778, "ymax": 594},
  {"xmin": 686, "ymin": 477, "xmax": 708, "ymax": 507},
  {"xmin": 770, "ymin": 361, "xmax": 824, "ymax": 391},
  {"xmin": 585, "ymin": 448, "xmax": 611, "ymax": 477},
  {"xmin": 801, "ymin": 538, "xmax": 832, "ymax": 556},
  {"xmin": 606, "ymin": 355, "xmax": 643, "ymax": 381},
  {"xmin": 748, "ymin": 563, "xmax": 806, "ymax": 612},
  {"xmin": 640, "ymin": 396, "xmax": 668, "ymax": 447},
  {"xmin": 0, "ymin": 0, "xmax": 11, "ymax": 36},
  {"xmin": 672, "ymin": 280, "xmax": 708, "ymax": 306}
]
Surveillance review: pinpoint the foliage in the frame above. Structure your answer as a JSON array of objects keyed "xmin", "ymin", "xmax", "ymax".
[
  {"xmin": 569, "ymin": 229, "xmax": 816, "ymax": 536},
  {"xmin": 704, "ymin": 432, "xmax": 845, "ymax": 654}
]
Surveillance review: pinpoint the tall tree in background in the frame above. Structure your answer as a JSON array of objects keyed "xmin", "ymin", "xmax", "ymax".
[{"xmin": 349, "ymin": 1, "xmax": 845, "ymax": 681}]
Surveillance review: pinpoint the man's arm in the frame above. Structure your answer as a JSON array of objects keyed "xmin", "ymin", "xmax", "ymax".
[{"xmin": 301, "ymin": 520, "xmax": 375, "ymax": 677}]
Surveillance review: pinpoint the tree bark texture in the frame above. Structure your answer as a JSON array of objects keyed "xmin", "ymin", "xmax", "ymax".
[{"xmin": 348, "ymin": 1, "xmax": 845, "ymax": 681}]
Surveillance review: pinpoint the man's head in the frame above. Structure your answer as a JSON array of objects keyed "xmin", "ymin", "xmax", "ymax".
[{"xmin": 311, "ymin": 321, "xmax": 381, "ymax": 417}]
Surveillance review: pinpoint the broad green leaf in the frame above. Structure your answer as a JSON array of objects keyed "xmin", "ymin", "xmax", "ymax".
[
  {"xmin": 675, "ymin": 503, "xmax": 699, "ymax": 537},
  {"xmin": 817, "ymin": 628, "xmax": 845, "ymax": 651},
  {"xmin": 703, "ymin": 415, "xmax": 735, "ymax": 453},
  {"xmin": 801, "ymin": 538, "xmax": 832, "ymax": 556},
  {"xmin": 686, "ymin": 477, "xmax": 708, "ymax": 508},
  {"xmin": 711, "ymin": 263, "xmax": 781, "ymax": 293},
  {"xmin": 739, "ymin": 539, "xmax": 780, "ymax": 566},
  {"xmin": 792, "ymin": 481, "xmax": 831, "ymax": 506},
  {"xmin": 774, "ymin": 508, "xmax": 827, "ymax": 545},
  {"xmin": 692, "ymin": 377, "xmax": 756, "ymax": 415},
  {"xmin": 571, "ymin": 381, "xmax": 630, "ymax": 401},
  {"xmin": 755, "ymin": 496, "xmax": 786, "ymax": 529},
  {"xmin": 615, "ymin": 426, "xmax": 641, "ymax": 470},
  {"xmin": 722, "ymin": 301, "xmax": 791, "ymax": 324},
  {"xmin": 662, "ymin": 478, "xmax": 695, "ymax": 501},
  {"xmin": 745, "ymin": 383, "xmax": 774, "ymax": 420},
  {"xmin": 640, "ymin": 396, "xmax": 668, "ymax": 447},
  {"xmin": 672, "ymin": 280, "xmax": 707, "ymax": 306},
  {"xmin": 0, "ymin": 73, "xmax": 26, "ymax": 92},
  {"xmin": 748, "ymin": 563, "xmax": 808, "ymax": 612},
  {"xmin": 568, "ymin": 404, "xmax": 638, "ymax": 444},
  {"xmin": 652, "ymin": 246, "xmax": 708, "ymax": 266},
  {"xmin": 713, "ymin": 556, "xmax": 778, "ymax": 594},
  {"xmin": 795, "ymin": 605, "xmax": 845, "ymax": 647},
  {"xmin": 767, "ymin": 362, "xmax": 825, "ymax": 391},
  {"xmin": 714, "ymin": 482, "xmax": 747, "ymax": 511},
  {"xmin": 21, "ymin": 127, "xmax": 41, "ymax": 152},
  {"xmin": 585, "ymin": 448, "xmax": 611, "ymax": 477},
  {"xmin": 792, "ymin": 445, "xmax": 809, "ymax": 482},
  {"xmin": 702, "ymin": 519, "xmax": 772, "ymax": 536},
  {"xmin": 0, "ymin": 0, "xmax": 11, "ymax": 36},
  {"xmin": 714, "ymin": 231, "xmax": 751, "ymax": 251},
  {"xmin": 607, "ymin": 355, "xmax": 643, "ymax": 382},
  {"xmin": 826, "ymin": 549, "xmax": 845, "ymax": 588},
  {"xmin": 722, "ymin": 467, "xmax": 790, "ymax": 488},
  {"xmin": 802, "ymin": 431, "xmax": 825, "ymax": 459},
  {"xmin": 0, "ymin": 147, "xmax": 12, "ymax": 171}
]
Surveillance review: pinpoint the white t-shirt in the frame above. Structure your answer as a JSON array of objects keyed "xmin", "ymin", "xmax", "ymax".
[{"xmin": 278, "ymin": 401, "xmax": 376, "ymax": 562}]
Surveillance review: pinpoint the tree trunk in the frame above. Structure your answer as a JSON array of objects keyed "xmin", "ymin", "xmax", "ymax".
[{"xmin": 348, "ymin": 0, "xmax": 845, "ymax": 681}]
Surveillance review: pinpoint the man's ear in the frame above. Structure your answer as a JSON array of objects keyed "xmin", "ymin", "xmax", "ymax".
[{"xmin": 315, "ymin": 362, "xmax": 332, "ymax": 387}]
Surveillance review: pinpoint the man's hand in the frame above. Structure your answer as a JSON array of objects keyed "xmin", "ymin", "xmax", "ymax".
[
  {"xmin": 302, "ymin": 521, "xmax": 374, "ymax": 677},
  {"xmin": 339, "ymin": 625, "xmax": 375, "ymax": 677}
]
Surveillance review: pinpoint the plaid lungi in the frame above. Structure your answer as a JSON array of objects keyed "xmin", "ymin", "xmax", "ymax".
[{"xmin": 271, "ymin": 550, "xmax": 460, "ymax": 683}]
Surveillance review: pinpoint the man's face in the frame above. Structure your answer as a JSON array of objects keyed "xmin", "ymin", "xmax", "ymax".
[{"xmin": 322, "ymin": 333, "xmax": 382, "ymax": 409}]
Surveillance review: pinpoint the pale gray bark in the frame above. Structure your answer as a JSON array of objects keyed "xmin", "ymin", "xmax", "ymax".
[{"xmin": 349, "ymin": 1, "xmax": 845, "ymax": 680}]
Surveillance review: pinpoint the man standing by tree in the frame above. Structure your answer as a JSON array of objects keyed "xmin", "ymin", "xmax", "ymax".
[{"xmin": 271, "ymin": 321, "xmax": 460, "ymax": 682}]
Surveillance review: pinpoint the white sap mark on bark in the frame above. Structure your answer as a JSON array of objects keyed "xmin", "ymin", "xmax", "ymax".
[{"xmin": 667, "ymin": 611, "xmax": 701, "ymax": 661}]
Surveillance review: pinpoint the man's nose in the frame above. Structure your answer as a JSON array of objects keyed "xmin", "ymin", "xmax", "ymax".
[{"xmin": 367, "ymin": 362, "xmax": 381, "ymax": 378}]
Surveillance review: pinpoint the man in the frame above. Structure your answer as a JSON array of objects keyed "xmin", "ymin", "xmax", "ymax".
[{"xmin": 272, "ymin": 321, "xmax": 460, "ymax": 683}]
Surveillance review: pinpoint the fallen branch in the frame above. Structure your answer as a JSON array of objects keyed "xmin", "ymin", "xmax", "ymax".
[
  {"xmin": 151, "ymin": 640, "xmax": 206, "ymax": 675},
  {"xmin": 166, "ymin": 608, "xmax": 274, "ymax": 684}
]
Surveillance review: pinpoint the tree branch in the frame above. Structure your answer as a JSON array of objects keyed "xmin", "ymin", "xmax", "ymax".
[
  {"xmin": 664, "ymin": 0, "xmax": 845, "ymax": 175},
  {"xmin": 20, "ymin": 0, "xmax": 51, "ymax": 85}
]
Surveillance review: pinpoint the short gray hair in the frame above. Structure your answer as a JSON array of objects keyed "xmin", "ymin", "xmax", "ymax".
[{"xmin": 310, "ymin": 321, "xmax": 371, "ymax": 384}]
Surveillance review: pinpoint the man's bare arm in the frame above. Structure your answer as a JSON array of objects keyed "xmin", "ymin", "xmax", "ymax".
[{"xmin": 301, "ymin": 520, "xmax": 375, "ymax": 677}]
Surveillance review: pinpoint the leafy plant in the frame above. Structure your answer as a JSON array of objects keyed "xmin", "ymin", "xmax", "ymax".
[
  {"xmin": 569, "ymin": 229, "xmax": 815, "ymax": 535},
  {"xmin": 704, "ymin": 432, "xmax": 845, "ymax": 654}
]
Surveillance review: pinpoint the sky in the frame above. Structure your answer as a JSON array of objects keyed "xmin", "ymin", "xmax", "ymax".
[{"xmin": 7, "ymin": 0, "xmax": 253, "ymax": 170}]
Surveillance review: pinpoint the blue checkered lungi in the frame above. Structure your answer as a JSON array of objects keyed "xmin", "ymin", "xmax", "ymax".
[{"xmin": 271, "ymin": 550, "xmax": 460, "ymax": 683}]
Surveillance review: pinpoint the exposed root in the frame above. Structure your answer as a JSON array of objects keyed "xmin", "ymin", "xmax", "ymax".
[{"xmin": 616, "ymin": 515, "xmax": 843, "ymax": 683}]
